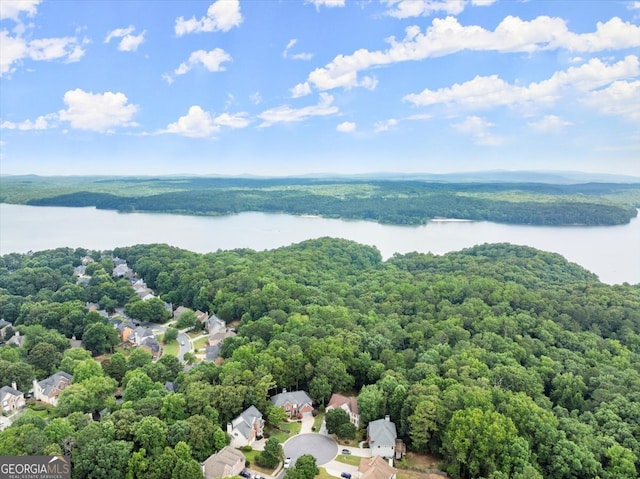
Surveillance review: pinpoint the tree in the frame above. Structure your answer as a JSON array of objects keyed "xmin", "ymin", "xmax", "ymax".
[
  {"xmin": 60, "ymin": 348, "xmax": 92, "ymax": 375},
  {"xmin": 602, "ymin": 444, "xmax": 637, "ymax": 479},
  {"xmin": 176, "ymin": 310, "xmax": 197, "ymax": 329},
  {"xmin": 408, "ymin": 398, "xmax": 441, "ymax": 453},
  {"xmin": 309, "ymin": 375, "xmax": 332, "ymax": 406},
  {"xmin": 72, "ymin": 439, "xmax": 133, "ymax": 479},
  {"xmin": 287, "ymin": 454, "xmax": 318, "ymax": 479},
  {"xmin": 123, "ymin": 370, "xmax": 161, "ymax": 402},
  {"xmin": 103, "ymin": 352, "xmax": 128, "ymax": 384},
  {"xmin": 164, "ymin": 327, "xmax": 179, "ymax": 344},
  {"xmin": 127, "ymin": 348, "xmax": 153, "ymax": 370},
  {"xmin": 28, "ymin": 342, "xmax": 62, "ymax": 377},
  {"xmin": 336, "ymin": 422, "xmax": 356, "ymax": 439},
  {"xmin": 256, "ymin": 437, "xmax": 283, "ymax": 468},
  {"xmin": 83, "ymin": 322, "xmax": 119, "ymax": 356},
  {"xmin": 358, "ymin": 384, "xmax": 385, "ymax": 426},
  {"xmin": 134, "ymin": 416, "xmax": 168, "ymax": 458},
  {"xmin": 267, "ymin": 404, "xmax": 288, "ymax": 426},
  {"xmin": 325, "ymin": 408, "xmax": 350, "ymax": 435},
  {"xmin": 161, "ymin": 393, "xmax": 187, "ymax": 424},
  {"xmin": 73, "ymin": 358, "xmax": 104, "ymax": 383}
]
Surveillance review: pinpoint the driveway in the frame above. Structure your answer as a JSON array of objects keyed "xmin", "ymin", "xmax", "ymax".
[{"xmin": 283, "ymin": 433, "xmax": 338, "ymax": 467}]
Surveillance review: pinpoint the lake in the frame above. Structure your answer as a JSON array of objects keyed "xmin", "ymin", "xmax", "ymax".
[{"xmin": 1, "ymin": 203, "xmax": 638, "ymax": 285}]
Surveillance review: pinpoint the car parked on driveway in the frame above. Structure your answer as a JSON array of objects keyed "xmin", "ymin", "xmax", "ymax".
[
  {"xmin": 341, "ymin": 474, "xmax": 352, "ymax": 479},
  {"xmin": 341, "ymin": 449, "xmax": 351, "ymax": 455},
  {"xmin": 284, "ymin": 458, "xmax": 292, "ymax": 469},
  {"xmin": 239, "ymin": 471, "xmax": 251, "ymax": 478}
]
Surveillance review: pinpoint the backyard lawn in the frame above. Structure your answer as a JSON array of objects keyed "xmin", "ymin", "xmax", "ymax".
[{"xmin": 162, "ymin": 341, "xmax": 180, "ymax": 356}]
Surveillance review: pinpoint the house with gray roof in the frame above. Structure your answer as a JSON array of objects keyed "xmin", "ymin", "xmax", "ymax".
[
  {"xmin": 201, "ymin": 446, "xmax": 245, "ymax": 479},
  {"xmin": 227, "ymin": 405, "xmax": 264, "ymax": 447},
  {"xmin": 33, "ymin": 372, "xmax": 73, "ymax": 406},
  {"xmin": 367, "ymin": 416, "xmax": 397, "ymax": 458},
  {"xmin": 0, "ymin": 382, "xmax": 25, "ymax": 413},
  {"xmin": 271, "ymin": 389, "xmax": 313, "ymax": 418}
]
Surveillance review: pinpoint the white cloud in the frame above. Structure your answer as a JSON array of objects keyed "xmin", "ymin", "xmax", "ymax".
[
  {"xmin": 283, "ymin": 39, "xmax": 313, "ymax": 60},
  {"xmin": 166, "ymin": 106, "xmax": 219, "ymax": 138},
  {"xmin": 453, "ymin": 115, "xmax": 503, "ymax": 145},
  {"xmin": 166, "ymin": 48, "xmax": 232, "ymax": 82},
  {"xmin": 1, "ymin": 114, "xmax": 55, "ymax": 130},
  {"xmin": 300, "ymin": 16, "xmax": 640, "ymax": 92},
  {"xmin": 214, "ymin": 112, "xmax": 251, "ymax": 128},
  {"xmin": 290, "ymin": 82, "xmax": 313, "ymax": 98},
  {"xmin": 250, "ymin": 92, "xmax": 262, "ymax": 104},
  {"xmin": 58, "ymin": 89, "xmax": 138, "ymax": 132},
  {"xmin": 306, "ymin": 0, "xmax": 346, "ymax": 9},
  {"xmin": 403, "ymin": 55, "xmax": 640, "ymax": 112},
  {"xmin": 383, "ymin": 0, "xmax": 467, "ymax": 18},
  {"xmin": 528, "ymin": 115, "xmax": 572, "ymax": 133},
  {"xmin": 583, "ymin": 80, "xmax": 640, "ymax": 122},
  {"xmin": 337, "ymin": 121, "xmax": 356, "ymax": 132},
  {"xmin": 628, "ymin": 1, "xmax": 640, "ymax": 10},
  {"xmin": 374, "ymin": 118, "xmax": 399, "ymax": 132},
  {"xmin": 105, "ymin": 26, "xmax": 145, "ymax": 52},
  {"xmin": 258, "ymin": 93, "xmax": 339, "ymax": 127},
  {"xmin": 175, "ymin": 0, "xmax": 243, "ymax": 36},
  {"xmin": 164, "ymin": 106, "xmax": 250, "ymax": 138},
  {"xmin": 0, "ymin": 0, "xmax": 40, "ymax": 21},
  {"xmin": 1, "ymin": 30, "xmax": 85, "ymax": 76}
]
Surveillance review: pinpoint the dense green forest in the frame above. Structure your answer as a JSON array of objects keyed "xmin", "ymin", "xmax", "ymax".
[
  {"xmin": 1, "ymin": 175, "xmax": 639, "ymax": 226},
  {"xmin": 1, "ymin": 240, "xmax": 639, "ymax": 479}
]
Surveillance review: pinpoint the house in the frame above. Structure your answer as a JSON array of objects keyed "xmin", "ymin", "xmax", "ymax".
[
  {"xmin": 173, "ymin": 306, "xmax": 191, "ymax": 321},
  {"xmin": 140, "ymin": 337, "xmax": 161, "ymax": 358},
  {"xmin": 271, "ymin": 389, "xmax": 313, "ymax": 417},
  {"xmin": 201, "ymin": 446, "xmax": 246, "ymax": 479},
  {"xmin": 0, "ymin": 319, "xmax": 12, "ymax": 340},
  {"xmin": 359, "ymin": 455, "xmax": 397, "ymax": 479},
  {"xmin": 0, "ymin": 382, "xmax": 25, "ymax": 413},
  {"xmin": 131, "ymin": 326, "xmax": 154, "ymax": 346},
  {"xmin": 33, "ymin": 372, "xmax": 73, "ymax": 406},
  {"xmin": 206, "ymin": 315, "xmax": 226, "ymax": 335},
  {"xmin": 5, "ymin": 331, "xmax": 24, "ymax": 347},
  {"xmin": 367, "ymin": 416, "xmax": 397, "ymax": 458},
  {"xmin": 112, "ymin": 263, "xmax": 131, "ymax": 278},
  {"xmin": 327, "ymin": 393, "xmax": 360, "ymax": 429},
  {"xmin": 195, "ymin": 310, "xmax": 208, "ymax": 324},
  {"xmin": 227, "ymin": 405, "xmax": 265, "ymax": 448},
  {"xmin": 117, "ymin": 321, "xmax": 136, "ymax": 343},
  {"xmin": 81, "ymin": 256, "xmax": 95, "ymax": 266}
]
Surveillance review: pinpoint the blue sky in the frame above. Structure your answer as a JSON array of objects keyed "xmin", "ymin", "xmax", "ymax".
[{"xmin": 1, "ymin": 0, "xmax": 639, "ymax": 176}]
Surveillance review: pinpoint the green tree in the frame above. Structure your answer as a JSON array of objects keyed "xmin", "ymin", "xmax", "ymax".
[
  {"xmin": 134, "ymin": 416, "xmax": 168, "ymax": 458},
  {"xmin": 72, "ymin": 439, "xmax": 133, "ymax": 479},
  {"xmin": 83, "ymin": 322, "xmax": 119, "ymax": 356},
  {"xmin": 602, "ymin": 444, "xmax": 637, "ymax": 479},
  {"xmin": 73, "ymin": 358, "xmax": 104, "ymax": 383},
  {"xmin": 358, "ymin": 384, "xmax": 385, "ymax": 426},
  {"xmin": 325, "ymin": 408, "xmax": 350, "ymax": 435},
  {"xmin": 103, "ymin": 352, "xmax": 128, "ymax": 384},
  {"xmin": 60, "ymin": 347, "xmax": 92, "ymax": 375},
  {"xmin": 127, "ymin": 347, "xmax": 153, "ymax": 370},
  {"xmin": 28, "ymin": 342, "xmax": 62, "ymax": 377},
  {"xmin": 256, "ymin": 437, "xmax": 283, "ymax": 468},
  {"xmin": 164, "ymin": 327, "xmax": 179, "ymax": 344},
  {"xmin": 287, "ymin": 454, "xmax": 318, "ymax": 479}
]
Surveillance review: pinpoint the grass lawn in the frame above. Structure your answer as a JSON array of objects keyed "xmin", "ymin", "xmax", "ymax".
[
  {"xmin": 265, "ymin": 420, "xmax": 301, "ymax": 443},
  {"xmin": 193, "ymin": 336, "xmax": 209, "ymax": 351},
  {"xmin": 163, "ymin": 342, "xmax": 180, "ymax": 356},
  {"xmin": 313, "ymin": 412, "xmax": 324, "ymax": 431},
  {"xmin": 242, "ymin": 450, "xmax": 276, "ymax": 476},
  {"xmin": 318, "ymin": 468, "xmax": 337, "ymax": 479},
  {"xmin": 334, "ymin": 455, "xmax": 360, "ymax": 466}
]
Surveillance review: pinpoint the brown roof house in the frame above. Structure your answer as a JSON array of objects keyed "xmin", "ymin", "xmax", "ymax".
[
  {"xmin": 201, "ymin": 446, "xmax": 246, "ymax": 479},
  {"xmin": 359, "ymin": 455, "xmax": 397, "ymax": 479},
  {"xmin": 227, "ymin": 405, "xmax": 264, "ymax": 448},
  {"xmin": 327, "ymin": 393, "xmax": 360, "ymax": 429},
  {"xmin": 1, "ymin": 382, "xmax": 25, "ymax": 413},
  {"xmin": 367, "ymin": 416, "xmax": 397, "ymax": 459},
  {"xmin": 271, "ymin": 389, "xmax": 313, "ymax": 418},
  {"xmin": 33, "ymin": 372, "xmax": 73, "ymax": 406}
]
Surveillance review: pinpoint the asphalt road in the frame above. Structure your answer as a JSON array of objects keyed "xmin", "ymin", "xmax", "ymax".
[
  {"xmin": 283, "ymin": 433, "xmax": 338, "ymax": 468},
  {"xmin": 177, "ymin": 330, "xmax": 191, "ymax": 362}
]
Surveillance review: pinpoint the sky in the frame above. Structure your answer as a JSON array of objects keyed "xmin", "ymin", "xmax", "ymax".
[{"xmin": 1, "ymin": 0, "xmax": 639, "ymax": 177}]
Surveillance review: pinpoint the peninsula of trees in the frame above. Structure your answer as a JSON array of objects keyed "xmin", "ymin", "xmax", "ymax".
[
  {"xmin": 1, "ymin": 175, "xmax": 638, "ymax": 226},
  {"xmin": 1, "ymin": 239, "xmax": 639, "ymax": 479}
]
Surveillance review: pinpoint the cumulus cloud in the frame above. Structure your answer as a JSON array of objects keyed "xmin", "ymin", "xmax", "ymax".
[
  {"xmin": 290, "ymin": 82, "xmax": 312, "ymax": 98},
  {"xmin": 336, "ymin": 121, "xmax": 356, "ymax": 132},
  {"xmin": 105, "ymin": 26, "xmax": 145, "ymax": 52},
  {"xmin": 306, "ymin": 0, "xmax": 346, "ymax": 9},
  {"xmin": 528, "ymin": 115, "xmax": 572, "ymax": 133},
  {"xmin": 283, "ymin": 39, "xmax": 313, "ymax": 60},
  {"xmin": 1, "ymin": 114, "xmax": 56, "ymax": 131},
  {"xmin": 383, "ymin": 0, "xmax": 467, "ymax": 18},
  {"xmin": 298, "ymin": 16, "xmax": 640, "ymax": 93},
  {"xmin": 258, "ymin": 93, "xmax": 339, "ymax": 127},
  {"xmin": 0, "ymin": 0, "xmax": 40, "ymax": 21},
  {"xmin": 175, "ymin": 0, "xmax": 243, "ymax": 35},
  {"xmin": 403, "ymin": 55, "xmax": 640, "ymax": 112},
  {"xmin": 374, "ymin": 118, "xmax": 399, "ymax": 132},
  {"xmin": 1, "ymin": 30, "xmax": 85, "ymax": 76},
  {"xmin": 58, "ymin": 89, "xmax": 138, "ymax": 132},
  {"xmin": 453, "ymin": 115, "xmax": 503, "ymax": 145},
  {"xmin": 165, "ymin": 105, "xmax": 250, "ymax": 138},
  {"xmin": 165, "ymin": 48, "xmax": 232, "ymax": 83},
  {"xmin": 583, "ymin": 80, "xmax": 640, "ymax": 122}
]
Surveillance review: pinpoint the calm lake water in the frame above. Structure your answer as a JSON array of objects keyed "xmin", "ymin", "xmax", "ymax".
[{"xmin": 1, "ymin": 203, "xmax": 638, "ymax": 285}]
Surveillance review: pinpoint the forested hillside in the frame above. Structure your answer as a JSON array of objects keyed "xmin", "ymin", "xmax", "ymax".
[
  {"xmin": 1, "ymin": 240, "xmax": 639, "ymax": 479},
  {"xmin": 1, "ymin": 175, "xmax": 639, "ymax": 226}
]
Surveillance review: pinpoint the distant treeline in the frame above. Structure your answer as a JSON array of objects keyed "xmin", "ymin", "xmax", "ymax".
[{"xmin": 25, "ymin": 180, "xmax": 639, "ymax": 226}]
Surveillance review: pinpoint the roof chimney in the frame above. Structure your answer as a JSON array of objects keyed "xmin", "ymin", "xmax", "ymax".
[
  {"xmin": 11, "ymin": 381, "xmax": 17, "ymax": 391},
  {"xmin": 385, "ymin": 415, "xmax": 390, "ymax": 422}
]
